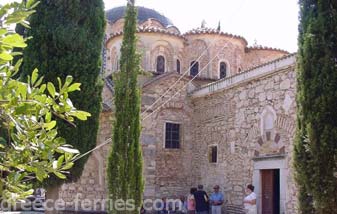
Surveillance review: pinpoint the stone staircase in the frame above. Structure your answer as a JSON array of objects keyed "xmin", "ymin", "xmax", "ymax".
[{"xmin": 224, "ymin": 205, "xmax": 245, "ymax": 214}]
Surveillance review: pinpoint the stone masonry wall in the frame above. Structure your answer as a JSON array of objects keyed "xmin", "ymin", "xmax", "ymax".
[
  {"xmin": 57, "ymin": 64, "xmax": 299, "ymax": 214},
  {"xmin": 58, "ymin": 111, "xmax": 112, "ymax": 211},
  {"xmin": 190, "ymin": 65, "xmax": 298, "ymax": 213},
  {"xmin": 141, "ymin": 74, "xmax": 195, "ymax": 198}
]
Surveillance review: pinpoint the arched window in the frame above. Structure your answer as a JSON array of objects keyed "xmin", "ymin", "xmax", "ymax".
[
  {"xmin": 261, "ymin": 106, "xmax": 276, "ymax": 141},
  {"xmin": 219, "ymin": 62, "xmax": 227, "ymax": 79},
  {"xmin": 176, "ymin": 59, "xmax": 181, "ymax": 73},
  {"xmin": 264, "ymin": 112, "xmax": 274, "ymax": 131},
  {"xmin": 156, "ymin": 55, "xmax": 165, "ymax": 73},
  {"xmin": 190, "ymin": 61, "xmax": 199, "ymax": 77}
]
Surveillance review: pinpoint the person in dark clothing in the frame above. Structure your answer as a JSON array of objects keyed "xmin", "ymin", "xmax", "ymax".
[{"xmin": 193, "ymin": 185, "xmax": 209, "ymax": 214}]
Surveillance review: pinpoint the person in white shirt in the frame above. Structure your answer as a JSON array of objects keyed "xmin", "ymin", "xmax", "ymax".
[{"xmin": 243, "ymin": 184, "xmax": 257, "ymax": 214}]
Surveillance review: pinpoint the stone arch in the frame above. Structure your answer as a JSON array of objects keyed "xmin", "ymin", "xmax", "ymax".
[
  {"xmin": 250, "ymin": 106, "xmax": 295, "ymax": 157},
  {"xmin": 176, "ymin": 51, "xmax": 184, "ymax": 74},
  {"xmin": 212, "ymin": 40, "xmax": 236, "ymax": 78},
  {"xmin": 150, "ymin": 41, "xmax": 174, "ymax": 72},
  {"xmin": 184, "ymin": 39, "xmax": 210, "ymax": 78},
  {"xmin": 156, "ymin": 55, "xmax": 166, "ymax": 73},
  {"xmin": 260, "ymin": 105, "xmax": 277, "ymax": 136},
  {"xmin": 217, "ymin": 59, "xmax": 231, "ymax": 79}
]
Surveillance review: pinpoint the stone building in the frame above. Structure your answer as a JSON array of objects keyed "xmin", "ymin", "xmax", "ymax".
[{"xmin": 57, "ymin": 6, "xmax": 298, "ymax": 214}]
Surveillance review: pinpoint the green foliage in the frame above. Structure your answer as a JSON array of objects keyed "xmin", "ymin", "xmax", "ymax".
[
  {"xmin": 107, "ymin": 1, "xmax": 144, "ymax": 213},
  {"xmin": 294, "ymin": 1, "xmax": 337, "ymax": 213},
  {"xmin": 20, "ymin": 0, "xmax": 105, "ymax": 184},
  {"xmin": 0, "ymin": 1, "xmax": 90, "ymax": 202}
]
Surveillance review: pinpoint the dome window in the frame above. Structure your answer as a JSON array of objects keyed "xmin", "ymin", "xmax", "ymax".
[
  {"xmin": 156, "ymin": 55, "xmax": 165, "ymax": 74},
  {"xmin": 190, "ymin": 61, "xmax": 199, "ymax": 77},
  {"xmin": 219, "ymin": 62, "xmax": 227, "ymax": 79}
]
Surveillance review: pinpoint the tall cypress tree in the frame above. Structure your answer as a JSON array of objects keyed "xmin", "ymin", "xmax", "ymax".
[
  {"xmin": 107, "ymin": 0, "xmax": 144, "ymax": 213},
  {"xmin": 21, "ymin": 0, "xmax": 105, "ymax": 184},
  {"xmin": 294, "ymin": 1, "xmax": 337, "ymax": 213}
]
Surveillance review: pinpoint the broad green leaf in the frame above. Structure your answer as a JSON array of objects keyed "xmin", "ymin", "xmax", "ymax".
[
  {"xmin": 65, "ymin": 75, "xmax": 73, "ymax": 85},
  {"xmin": 36, "ymin": 170, "xmax": 45, "ymax": 182},
  {"xmin": 0, "ymin": 52, "xmax": 13, "ymax": 61},
  {"xmin": 61, "ymin": 162, "xmax": 74, "ymax": 170},
  {"xmin": 2, "ymin": 34, "xmax": 27, "ymax": 48},
  {"xmin": 47, "ymin": 82, "xmax": 56, "ymax": 98},
  {"xmin": 26, "ymin": 0, "xmax": 39, "ymax": 9},
  {"xmin": 5, "ymin": 10, "xmax": 35, "ymax": 25},
  {"xmin": 17, "ymin": 82, "xmax": 27, "ymax": 99},
  {"xmin": 57, "ymin": 77, "xmax": 62, "ymax": 90},
  {"xmin": 44, "ymin": 121, "xmax": 56, "ymax": 131},
  {"xmin": 45, "ymin": 112, "xmax": 51, "ymax": 122},
  {"xmin": 0, "ymin": 29, "xmax": 7, "ymax": 36},
  {"xmin": 31, "ymin": 68, "xmax": 38, "ymax": 85},
  {"xmin": 26, "ymin": 0, "xmax": 35, "ymax": 8},
  {"xmin": 57, "ymin": 155, "xmax": 64, "ymax": 168},
  {"xmin": 34, "ymin": 76, "xmax": 44, "ymax": 87},
  {"xmin": 19, "ymin": 20, "xmax": 31, "ymax": 29},
  {"xmin": 69, "ymin": 110, "xmax": 91, "ymax": 120},
  {"xmin": 39, "ymin": 84, "xmax": 46, "ymax": 93},
  {"xmin": 12, "ymin": 58, "xmax": 23, "ymax": 77},
  {"xmin": 67, "ymin": 83, "xmax": 81, "ymax": 92},
  {"xmin": 53, "ymin": 171, "xmax": 66, "ymax": 179},
  {"xmin": 15, "ymin": 104, "xmax": 29, "ymax": 115}
]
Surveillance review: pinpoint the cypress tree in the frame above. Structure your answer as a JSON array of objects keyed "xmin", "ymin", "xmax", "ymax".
[
  {"xmin": 20, "ymin": 0, "xmax": 105, "ymax": 184},
  {"xmin": 294, "ymin": 1, "xmax": 337, "ymax": 213},
  {"xmin": 107, "ymin": 0, "xmax": 144, "ymax": 213}
]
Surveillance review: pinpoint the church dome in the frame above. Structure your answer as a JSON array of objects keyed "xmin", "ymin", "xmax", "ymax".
[{"xmin": 106, "ymin": 6, "xmax": 174, "ymax": 27}]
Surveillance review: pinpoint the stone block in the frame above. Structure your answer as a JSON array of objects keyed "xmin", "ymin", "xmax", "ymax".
[{"xmin": 280, "ymin": 79, "xmax": 291, "ymax": 90}]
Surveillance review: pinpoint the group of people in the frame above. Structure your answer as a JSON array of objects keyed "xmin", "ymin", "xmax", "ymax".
[
  {"xmin": 186, "ymin": 184, "xmax": 224, "ymax": 214},
  {"xmin": 156, "ymin": 184, "xmax": 256, "ymax": 214}
]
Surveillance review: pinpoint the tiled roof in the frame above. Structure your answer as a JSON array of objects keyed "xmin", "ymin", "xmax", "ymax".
[
  {"xmin": 246, "ymin": 45, "xmax": 289, "ymax": 54},
  {"xmin": 183, "ymin": 27, "xmax": 248, "ymax": 45},
  {"xmin": 107, "ymin": 26, "xmax": 186, "ymax": 41}
]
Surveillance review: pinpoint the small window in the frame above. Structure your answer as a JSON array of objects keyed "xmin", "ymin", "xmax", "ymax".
[
  {"xmin": 156, "ymin": 55, "xmax": 165, "ymax": 73},
  {"xmin": 165, "ymin": 123, "xmax": 180, "ymax": 149},
  {"xmin": 190, "ymin": 61, "xmax": 199, "ymax": 77},
  {"xmin": 209, "ymin": 145, "xmax": 218, "ymax": 163},
  {"xmin": 176, "ymin": 59, "xmax": 181, "ymax": 73},
  {"xmin": 219, "ymin": 62, "xmax": 227, "ymax": 79}
]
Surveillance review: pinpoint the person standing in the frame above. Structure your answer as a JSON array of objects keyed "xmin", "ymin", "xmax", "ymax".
[
  {"xmin": 209, "ymin": 185, "xmax": 224, "ymax": 214},
  {"xmin": 193, "ymin": 185, "xmax": 209, "ymax": 214},
  {"xmin": 243, "ymin": 184, "xmax": 257, "ymax": 214},
  {"xmin": 187, "ymin": 187, "xmax": 197, "ymax": 214}
]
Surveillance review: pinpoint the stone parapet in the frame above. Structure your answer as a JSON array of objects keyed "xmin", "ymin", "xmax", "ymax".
[{"xmin": 190, "ymin": 53, "xmax": 296, "ymax": 97}]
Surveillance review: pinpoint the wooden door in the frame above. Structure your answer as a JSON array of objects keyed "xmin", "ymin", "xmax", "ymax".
[{"xmin": 261, "ymin": 170, "xmax": 274, "ymax": 214}]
